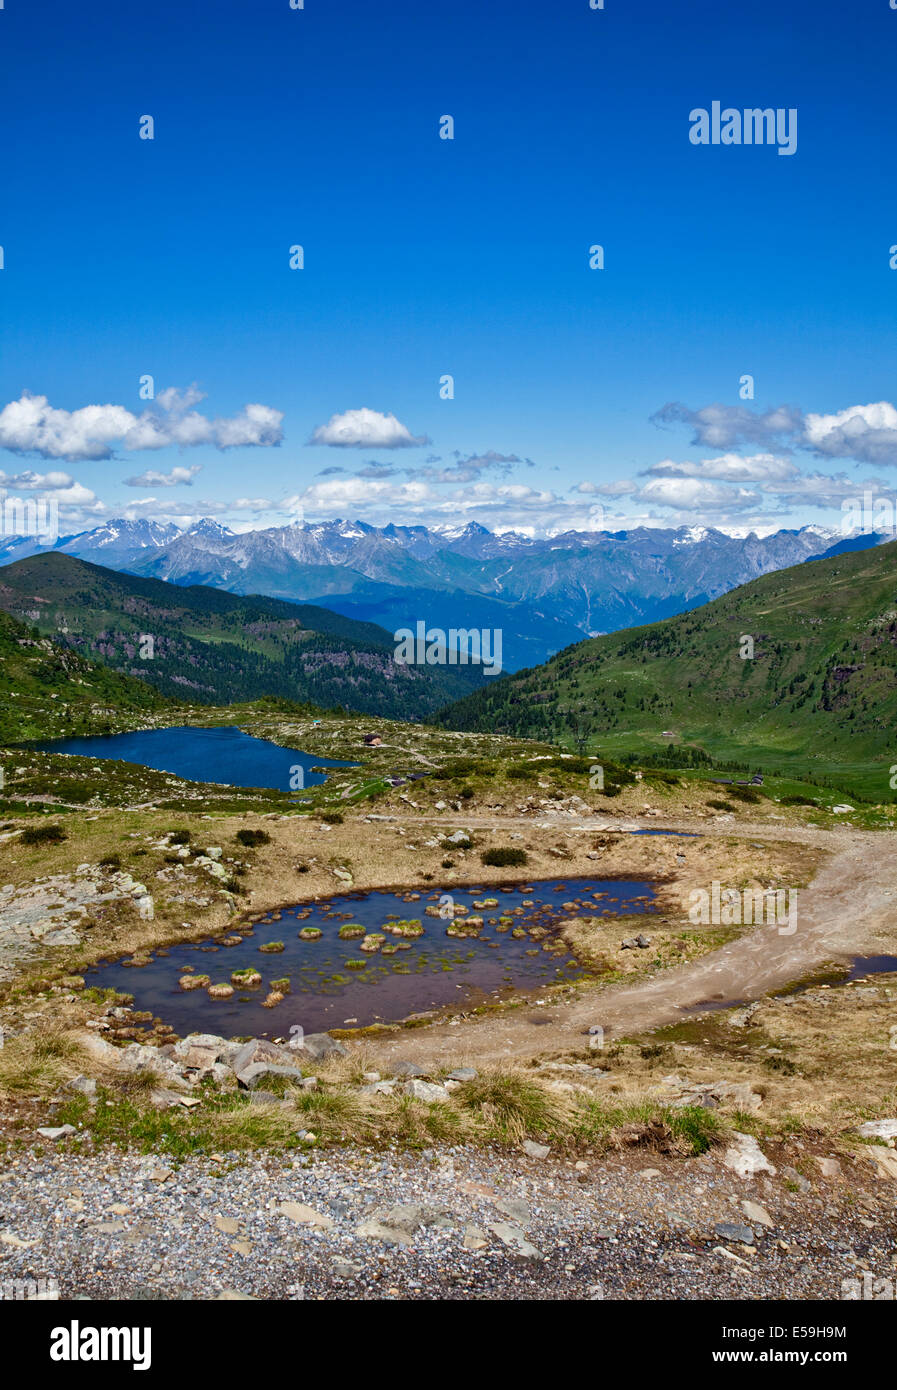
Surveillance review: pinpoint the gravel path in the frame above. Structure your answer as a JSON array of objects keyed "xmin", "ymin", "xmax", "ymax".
[
  {"xmin": 365, "ymin": 828, "xmax": 897, "ymax": 1071},
  {"xmin": 1, "ymin": 1139, "xmax": 894, "ymax": 1301}
]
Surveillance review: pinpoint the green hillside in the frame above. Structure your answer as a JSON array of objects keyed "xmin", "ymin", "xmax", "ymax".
[
  {"xmin": 0, "ymin": 608, "xmax": 169, "ymax": 743},
  {"xmin": 0, "ymin": 553, "xmax": 484, "ymax": 720},
  {"xmin": 437, "ymin": 541, "xmax": 897, "ymax": 799}
]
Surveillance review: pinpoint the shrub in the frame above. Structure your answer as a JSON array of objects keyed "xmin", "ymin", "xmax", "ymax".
[
  {"xmin": 21, "ymin": 824, "xmax": 66, "ymax": 845},
  {"xmin": 98, "ymin": 853, "xmax": 121, "ymax": 869},
  {"xmin": 481, "ymin": 847, "xmax": 528, "ymax": 867},
  {"xmin": 321, "ymin": 810, "xmax": 344, "ymax": 824},
  {"xmin": 236, "ymin": 829, "xmax": 271, "ymax": 847},
  {"xmin": 168, "ymin": 830, "xmax": 191, "ymax": 845}
]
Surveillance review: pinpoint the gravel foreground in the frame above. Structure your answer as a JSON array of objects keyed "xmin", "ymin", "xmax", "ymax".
[{"xmin": 1, "ymin": 1140, "xmax": 894, "ymax": 1302}]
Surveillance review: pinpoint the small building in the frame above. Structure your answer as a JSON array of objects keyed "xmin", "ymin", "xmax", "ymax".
[{"xmin": 363, "ymin": 733, "xmax": 382, "ymax": 746}]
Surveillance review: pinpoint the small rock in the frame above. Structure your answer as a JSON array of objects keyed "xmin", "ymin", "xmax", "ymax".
[
  {"xmin": 278, "ymin": 1202, "xmax": 335, "ymax": 1230},
  {"xmin": 722, "ymin": 1132, "xmax": 776, "ymax": 1178},
  {"xmin": 463, "ymin": 1225, "xmax": 488, "ymax": 1251},
  {"xmin": 857, "ymin": 1119, "xmax": 897, "ymax": 1141},
  {"xmin": 391, "ymin": 1060, "xmax": 427, "ymax": 1077},
  {"xmin": 405, "ymin": 1079, "xmax": 451, "ymax": 1103},
  {"xmin": 521, "ymin": 1140, "xmax": 550, "ymax": 1159},
  {"xmin": 488, "ymin": 1222, "xmax": 541, "ymax": 1258},
  {"xmin": 35, "ymin": 1125, "xmax": 76, "ymax": 1140},
  {"xmin": 741, "ymin": 1200, "xmax": 774, "ymax": 1227},
  {"xmin": 715, "ymin": 1222, "xmax": 755, "ymax": 1245}
]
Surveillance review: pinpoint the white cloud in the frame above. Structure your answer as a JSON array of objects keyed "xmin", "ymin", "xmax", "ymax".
[
  {"xmin": 644, "ymin": 452, "xmax": 800, "ymax": 484},
  {"xmin": 635, "ymin": 477, "xmax": 761, "ymax": 512},
  {"xmin": 654, "ymin": 398, "xmax": 897, "ymax": 467},
  {"xmin": 123, "ymin": 465, "xmax": 202, "ymax": 487},
  {"xmin": 0, "ymin": 468, "xmax": 76, "ymax": 490},
  {"xmin": 804, "ymin": 401, "xmax": 897, "ymax": 466},
  {"xmin": 652, "ymin": 402, "xmax": 803, "ymax": 450},
  {"xmin": 308, "ymin": 407, "xmax": 429, "ymax": 449},
  {"xmin": 0, "ymin": 388, "xmax": 284, "ymax": 461}
]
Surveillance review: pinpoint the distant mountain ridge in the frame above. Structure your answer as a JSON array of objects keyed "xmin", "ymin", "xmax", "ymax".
[
  {"xmin": 1, "ymin": 516, "xmax": 885, "ymax": 671},
  {"xmin": 436, "ymin": 539, "xmax": 897, "ymax": 797},
  {"xmin": 0, "ymin": 553, "xmax": 485, "ymax": 720}
]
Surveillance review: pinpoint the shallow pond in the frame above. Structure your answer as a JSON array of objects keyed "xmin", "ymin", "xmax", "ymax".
[
  {"xmin": 35, "ymin": 724, "xmax": 355, "ymax": 792},
  {"xmin": 87, "ymin": 876, "xmax": 659, "ymax": 1037}
]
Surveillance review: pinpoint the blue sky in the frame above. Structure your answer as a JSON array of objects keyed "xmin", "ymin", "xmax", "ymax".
[{"xmin": 1, "ymin": 0, "xmax": 896, "ymax": 537}]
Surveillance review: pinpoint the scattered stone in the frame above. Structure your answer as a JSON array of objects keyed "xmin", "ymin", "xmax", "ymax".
[
  {"xmin": 715, "ymin": 1222, "xmax": 755, "ymax": 1245},
  {"xmin": 405, "ymin": 1079, "xmax": 451, "ymax": 1103},
  {"xmin": 857, "ymin": 1119, "xmax": 897, "ymax": 1141},
  {"xmin": 741, "ymin": 1200, "xmax": 774, "ymax": 1228},
  {"xmin": 722, "ymin": 1132, "xmax": 776, "ymax": 1178},
  {"xmin": 521, "ymin": 1140, "xmax": 550, "ymax": 1159},
  {"xmin": 277, "ymin": 1202, "xmax": 335, "ymax": 1230},
  {"xmin": 35, "ymin": 1125, "xmax": 76, "ymax": 1141},
  {"xmin": 293, "ymin": 1033, "xmax": 348, "ymax": 1062},
  {"xmin": 488, "ymin": 1222, "xmax": 541, "ymax": 1258}
]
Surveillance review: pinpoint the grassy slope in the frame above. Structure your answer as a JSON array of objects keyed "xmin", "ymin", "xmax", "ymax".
[
  {"xmin": 0, "ymin": 552, "xmax": 484, "ymax": 719},
  {"xmin": 437, "ymin": 541, "xmax": 897, "ymax": 798},
  {"xmin": 0, "ymin": 608, "xmax": 169, "ymax": 743}
]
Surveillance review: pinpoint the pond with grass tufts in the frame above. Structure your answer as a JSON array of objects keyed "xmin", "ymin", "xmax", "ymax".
[{"xmin": 86, "ymin": 876, "xmax": 659, "ymax": 1037}]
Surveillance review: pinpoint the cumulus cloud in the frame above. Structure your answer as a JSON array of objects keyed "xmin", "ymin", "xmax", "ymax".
[
  {"xmin": 653, "ymin": 398, "xmax": 897, "ymax": 468},
  {"xmin": 0, "ymin": 468, "xmax": 77, "ymax": 490},
  {"xmin": 643, "ymin": 453, "xmax": 801, "ymax": 484},
  {"xmin": 651, "ymin": 401, "xmax": 803, "ymax": 450},
  {"xmin": 123, "ymin": 465, "xmax": 202, "ymax": 487},
  {"xmin": 635, "ymin": 477, "xmax": 761, "ymax": 512},
  {"xmin": 308, "ymin": 407, "xmax": 429, "ymax": 449},
  {"xmin": 0, "ymin": 388, "xmax": 284, "ymax": 461},
  {"xmin": 804, "ymin": 402, "xmax": 897, "ymax": 466}
]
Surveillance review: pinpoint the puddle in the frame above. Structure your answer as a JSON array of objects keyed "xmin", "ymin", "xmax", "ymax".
[
  {"xmin": 631, "ymin": 829, "xmax": 699, "ymax": 838},
  {"xmin": 679, "ymin": 954, "xmax": 897, "ymax": 1018},
  {"xmin": 86, "ymin": 877, "xmax": 658, "ymax": 1036},
  {"xmin": 846, "ymin": 954, "xmax": 897, "ymax": 980}
]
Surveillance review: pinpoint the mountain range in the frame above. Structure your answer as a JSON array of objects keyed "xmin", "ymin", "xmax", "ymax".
[
  {"xmin": 0, "ymin": 554, "xmax": 484, "ymax": 720},
  {"xmin": 437, "ymin": 539, "xmax": 897, "ymax": 798},
  {"xmin": 1, "ymin": 517, "xmax": 885, "ymax": 672}
]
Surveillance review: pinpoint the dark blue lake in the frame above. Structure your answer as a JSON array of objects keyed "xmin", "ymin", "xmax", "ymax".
[{"xmin": 35, "ymin": 725, "xmax": 355, "ymax": 792}]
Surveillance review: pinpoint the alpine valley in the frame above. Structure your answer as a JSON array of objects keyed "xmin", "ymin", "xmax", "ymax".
[{"xmin": 0, "ymin": 516, "xmax": 885, "ymax": 672}]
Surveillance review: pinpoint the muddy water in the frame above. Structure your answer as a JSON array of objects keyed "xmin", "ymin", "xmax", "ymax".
[{"xmin": 86, "ymin": 877, "xmax": 658, "ymax": 1037}]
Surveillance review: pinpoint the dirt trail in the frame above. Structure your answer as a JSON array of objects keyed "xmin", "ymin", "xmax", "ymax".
[{"xmin": 367, "ymin": 821, "xmax": 897, "ymax": 1069}]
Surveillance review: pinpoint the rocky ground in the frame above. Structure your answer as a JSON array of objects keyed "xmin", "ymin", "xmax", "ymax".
[{"xmin": 1, "ymin": 1131, "xmax": 895, "ymax": 1302}]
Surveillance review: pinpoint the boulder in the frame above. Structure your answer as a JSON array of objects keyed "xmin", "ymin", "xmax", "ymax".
[
  {"xmin": 405, "ymin": 1079, "xmax": 451, "ymax": 1103},
  {"xmin": 229, "ymin": 1038, "xmax": 296, "ymax": 1074},
  {"xmin": 236, "ymin": 1062, "xmax": 306, "ymax": 1091},
  {"xmin": 857, "ymin": 1119, "xmax": 897, "ymax": 1141},
  {"xmin": 292, "ymin": 1032, "xmax": 348, "ymax": 1061},
  {"xmin": 722, "ymin": 1132, "xmax": 776, "ymax": 1178}
]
